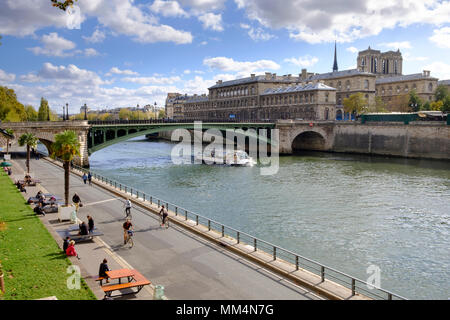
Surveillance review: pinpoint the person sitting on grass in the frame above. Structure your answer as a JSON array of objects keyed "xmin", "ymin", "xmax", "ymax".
[
  {"xmin": 66, "ymin": 240, "xmax": 80, "ymax": 260},
  {"xmin": 98, "ymin": 259, "xmax": 110, "ymax": 283}
]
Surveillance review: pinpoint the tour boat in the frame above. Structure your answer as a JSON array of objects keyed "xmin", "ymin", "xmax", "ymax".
[{"xmin": 194, "ymin": 149, "xmax": 255, "ymax": 167}]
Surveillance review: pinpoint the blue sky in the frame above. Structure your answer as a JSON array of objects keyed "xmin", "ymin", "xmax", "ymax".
[{"xmin": 0, "ymin": 0, "xmax": 449, "ymax": 114}]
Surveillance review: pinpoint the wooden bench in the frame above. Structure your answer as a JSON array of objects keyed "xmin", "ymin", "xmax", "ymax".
[
  {"xmin": 95, "ymin": 276, "xmax": 107, "ymax": 286},
  {"xmin": 101, "ymin": 270, "xmax": 151, "ymax": 298},
  {"xmin": 62, "ymin": 229, "xmax": 104, "ymax": 243}
]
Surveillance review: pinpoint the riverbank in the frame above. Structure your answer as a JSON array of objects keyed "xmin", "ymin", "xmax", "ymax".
[{"xmin": 0, "ymin": 172, "xmax": 96, "ymax": 300}]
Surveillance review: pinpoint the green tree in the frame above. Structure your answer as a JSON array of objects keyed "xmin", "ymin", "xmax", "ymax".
[
  {"xmin": 430, "ymin": 101, "xmax": 443, "ymax": 111},
  {"xmin": 24, "ymin": 105, "xmax": 38, "ymax": 121},
  {"xmin": 368, "ymin": 96, "xmax": 387, "ymax": 113},
  {"xmin": 158, "ymin": 109, "xmax": 166, "ymax": 118},
  {"xmin": 421, "ymin": 101, "xmax": 431, "ymax": 111},
  {"xmin": 442, "ymin": 96, "xmax": 450, "ymax": 113},
  {"xmin": 343, "ymin": 93, "xmax": 368, "ymax": 116},
  {"xmin": 118, "ymin": 108, "xmax": 132, "ymax": 120},
  {"xmin": 51, "ymin": 130, "xmax": 80, "ymax": 206},
  {"xmin": 408, "ymin": 89, "xmax": 422, "ymax": 112},
  {"xmin": 0, "ymin": 86, "xmax": 27, "ymax": 121},
  {"xmin": 38, "ymin": 97, "xmax": 50, "ymax": 121},
  {"xmin": 434, "ymin": 85, "xmax": 449, "ymax": 102},
  {"xmin": 18, "ymin": 133, "xmax": 38, "ymax": 174}
]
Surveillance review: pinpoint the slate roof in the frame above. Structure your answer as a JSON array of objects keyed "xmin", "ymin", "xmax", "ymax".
[
  {"xmin": 261, "ymin": 83, "xmax": 335, "ymax": 95},
  {"xmin": 376, "ymin": 73, "xmax": 439, "ymax": 84}
]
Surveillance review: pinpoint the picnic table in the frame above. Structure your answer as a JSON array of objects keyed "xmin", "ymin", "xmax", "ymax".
[{"xmin": 100, "ymin": 269, "xmax": 151, "ymax": 298}]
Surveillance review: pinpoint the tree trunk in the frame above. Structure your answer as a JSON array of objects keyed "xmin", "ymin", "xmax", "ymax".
[
  {"xmin": 26, "ymin": 145, "xmax": 30, "ymax": 173},
  {"xmin": 63, "ymin": 161, "xmax": 70, "ymax": 206}
]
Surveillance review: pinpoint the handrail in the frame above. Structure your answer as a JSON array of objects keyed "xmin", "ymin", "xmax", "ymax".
[{"xmin": 47, "ymin": 153, "xmax": 407, "ymax": 300}]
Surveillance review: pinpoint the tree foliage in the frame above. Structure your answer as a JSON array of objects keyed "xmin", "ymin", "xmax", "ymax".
[
  {"xmin": 434, "ymin": 85, "xmax": 449, "ymax": 102},
  {"xmin": 18, "ymin": 133, "xmax": 38, "ymax": 173},
  {"xmin": 50, "ymin": 0, "xmax": 77, "ymax": 11},
  {"xmin": 408, "ymin": 89, "xmax": 422, "ymax": 112},
  {"xmin": 343, "ymin": 93, "xmax": 368, "ymax": 115},
  {"xmin": 0, "ymin": 86, "xmax": 27, "ymax": 122}
]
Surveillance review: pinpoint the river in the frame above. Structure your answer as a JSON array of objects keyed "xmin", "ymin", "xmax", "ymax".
[{"xmin": 50, "ymin": 138, "xmax": 450, "ymax": 299}]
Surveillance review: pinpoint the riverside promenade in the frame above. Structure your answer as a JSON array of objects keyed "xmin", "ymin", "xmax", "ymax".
[{"xmin": 8, "ymin": 154, "xmax": 328, "ymax": 300}]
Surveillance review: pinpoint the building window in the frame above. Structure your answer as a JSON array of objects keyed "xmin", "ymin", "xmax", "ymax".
[
  {"xmin": 346, "ymin": 80, "xmax": 350, "ymax": 90},
  {"xmin": 364, "ymin": 80, "xmax": 369, "ymax": 89},
  {"xmin": 325, "ymin": 93, "xmax": 329, "ymax": 102},
  {"xmin": 428, "ymin": 83, "xmax": 433, "ymax": 92}
]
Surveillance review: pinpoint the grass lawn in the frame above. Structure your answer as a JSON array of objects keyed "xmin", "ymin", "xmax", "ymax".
[{"xmin": 0, "ymin": 172, "xmax": 96, "ymax": 300}]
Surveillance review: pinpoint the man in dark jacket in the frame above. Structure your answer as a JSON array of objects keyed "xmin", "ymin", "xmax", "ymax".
[
  {"xmin": 63, "ymin": 237, "xmax": 71, "ymax": 252},
  {"xmin": 99, "ymin": 259, "xmax": 110, "ymax": 283},
  {"xmin": 87, "ymin": 215, "xmax": 94, "ymax": 233},
  {"xmin": 78, "ymin": 221, "xmax": 88, "ymax": 235}
]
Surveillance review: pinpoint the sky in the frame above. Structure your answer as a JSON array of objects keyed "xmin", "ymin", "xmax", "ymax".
[{"xmin": 0, "ymin": 0, "xmax": 450, "ymax": 114}]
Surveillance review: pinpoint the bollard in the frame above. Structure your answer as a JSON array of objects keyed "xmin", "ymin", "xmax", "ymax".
[{"xmin": 153, "ymin": 285, "xmax": 165, "ymax": 300}]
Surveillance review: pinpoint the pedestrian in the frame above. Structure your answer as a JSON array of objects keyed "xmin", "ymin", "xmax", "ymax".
[
  {"xmin": 72, "ymin": 193, "xmax": 81, "ymax": 212},
  {"xmin": 63, "ymin": 236, "xmax": 71, "ymax": 252},
  {"xmin": 87, "ymin": 215, "xmax": 94, "ymax": 233},
  {"xmin": 66, "ymin": 240, "xmax": 80, "ymax": 259},
  {"xmin": 88, "ymin": 172, "xmax": 92, "ymax": 186},
  {"xmin": 124, "ymin": 199, "xmax": 132, "ymax": 218},
  {"xmin": 78, "ymin": 221, "xmax": 88, "ymax": 235},
  {"xmin": 82, "ymin": 173, "xmax": 87, "ymax": 184},
  {"xmin": 98, "ymin": 259, "xmax": 110, "ymax": 283}
]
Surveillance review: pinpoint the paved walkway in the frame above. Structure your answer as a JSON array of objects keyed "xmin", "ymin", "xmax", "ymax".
[{"xmin": 9, "ymin": 154, "xmax": 323, "ymax": 300}]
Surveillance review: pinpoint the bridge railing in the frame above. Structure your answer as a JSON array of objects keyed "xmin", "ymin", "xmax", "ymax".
[
  {"xmin": 88, "ymin": 119, "xmax": 275, "ymax": 125},
  {"xmin": 56, "ymin": 157, "xmax": 406, "ymax": 300}
]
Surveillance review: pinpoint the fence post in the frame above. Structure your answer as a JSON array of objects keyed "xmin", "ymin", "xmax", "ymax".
[
  {"xmin": 321, "ymin": 266, "xmax": 325, "ymax": 282},
  {"xmin": 351, "ymin": 279, "xmax": 356, "ymax": 296},
  {"xmin": 208, "ymin": 220, "xmax": 211, "ymax": 231},
  {"xmin": 158, "ymin": 199, "xmax": 160, "ymax": 208},
  {"xmin": 175, "ymin": 207, "xmax": 178, "ymax": 216},
  {"xmin": 185, "ymin": 210, "xmax": 188, "ymax": 221},
  {"xmin": 196, "ymin": 215, "xmax": 199, "ymax": 226},
  {"xmin": 143, "ymin": 193, "xmax": 146, "ymax": 201},
  {"xmin": 273, "ymin": 247, "xmax": 276, "ymax": 260},
  {"xmin": 150, "ymin": 196, "xmax": 152, "ymax": 204},
  {"xmin": 254, "ymin": 239, "xmax": 257, "ymax": 252},
  {"xmin": 221, "ymin": 225, "xmax": 224, "ymax": 237},
  {"xmin": 295, "ymin": 256, "xmax": 299, "ymax": 271},
  {"xmin": 237, "ymin": 232, "xmax": 240, "ymax": 244}
]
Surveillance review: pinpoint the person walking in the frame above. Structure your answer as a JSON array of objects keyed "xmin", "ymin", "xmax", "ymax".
[
  {"xmin": 160, "ymin": 205, "xmax": 168, "ymax": 227},
  {"xmin": 87, "ymin": 215, "xmax": 94, "ymax": 233},
  {"xmin": 72, "ymin": 193, "xmax": 81, "ymax": 212},
  {"xmin": 98, "ymin": 259, "xmax": 110, "ymax": 283},
  {"xmin": 82, "ymin": 173, "xmax": 87, "ymax": 185},
  {"xmin": 88, "ymin": 172, "xmax": 92, "ymax": 186},
  {"xmin": 124, "ymin": 199, "xmax": 132, "ymax": 218}
]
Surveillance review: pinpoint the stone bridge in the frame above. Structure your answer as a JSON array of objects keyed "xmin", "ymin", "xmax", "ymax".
[{"xmin": 2, "ymin": 119, "xmax": 449, "ymax": 167}]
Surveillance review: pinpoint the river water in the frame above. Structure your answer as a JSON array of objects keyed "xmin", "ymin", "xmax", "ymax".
[{"xmin": 78, "ymin": 138, "xmax": 449, "ymax": 299}]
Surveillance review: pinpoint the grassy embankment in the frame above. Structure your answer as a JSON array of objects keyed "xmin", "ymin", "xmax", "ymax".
[{"xmin": 0, "ymin": 172, "xmax": 96, "ymax": 300}]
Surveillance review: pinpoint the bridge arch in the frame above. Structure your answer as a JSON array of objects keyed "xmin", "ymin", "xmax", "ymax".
[{"xmin": 289, "ymin": 126, "xmax": 331, "ymax": 152}]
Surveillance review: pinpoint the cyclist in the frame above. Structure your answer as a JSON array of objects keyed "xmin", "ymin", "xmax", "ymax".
[
  {"xmin": 123, "ymin": 219, "xmax": 133, "ymax": 245},
  {"xmin": 124, "ymin": 199, "xmax": 132, "ymax": 218},
  {"xmin": 160, "ymin": 205, "xmax": 168, "ymax": 227}
]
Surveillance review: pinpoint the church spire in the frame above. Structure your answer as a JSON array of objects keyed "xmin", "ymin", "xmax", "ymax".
[{"xmin": 333, "ymin": 41, "xmax": 338, "ymax": 72}]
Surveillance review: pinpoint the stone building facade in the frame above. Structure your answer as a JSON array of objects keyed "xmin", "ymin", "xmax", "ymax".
[
  {"xmin": 166, "ymin": 46, "xmax": 448, "ymax": 121},
  {"xmin": 357, "ymin": 47, "xmax": 403, "ymax": 77},
  {"xmin": 376, "ymin": 71, "xmax": 439, "ymax": 110}
]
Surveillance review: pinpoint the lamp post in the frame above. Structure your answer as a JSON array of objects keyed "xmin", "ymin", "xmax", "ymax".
[
  {"xmin": 47, "ymin": 105, "xmax": 50, "ymax": 121},
  {"xmin": 84, "ymin": 103, "xmax": 87, "ymax": 120},
  {"xmin": 63, "ymin": 104, "xmax": 66, "ymax": 121},
  {"xmin": 66, "ymin": 103, "xmax": 69, "ymax": 121}
]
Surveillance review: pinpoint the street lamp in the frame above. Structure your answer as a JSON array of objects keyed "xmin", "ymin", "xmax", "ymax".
[
  {"xmin": 63, "ymin": 104, "xmax": 66, "ymax": 121},
  {"xmin": 84, "ymin": 103, "xmax": 87, "ymax": 120},
  {"xmin": 47, "ymin": 104, "xmax": 50, "ymax": 121},
  {"xmin": 66, "ymin": 103, "xmax": 69, "ymax": 121}
]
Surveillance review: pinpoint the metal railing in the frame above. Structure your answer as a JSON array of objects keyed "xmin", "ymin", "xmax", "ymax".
[
  {"xmin": 54, "ymin": 156, "xmax": 406, "ymax": 300},
  {"xmin": 88, "ymin": 119, "xmax": 276, "ymax": 125}
]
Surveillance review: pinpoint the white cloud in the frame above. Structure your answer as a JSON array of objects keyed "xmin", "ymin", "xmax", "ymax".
[
  {"xmin": 83, "ymin": 48, "xmax": 101, "ymax": 57},
  {"xmin": 403, "ymin": 52, "xmax": 428, "ymax": 62},
  {"xmin": 247, "ymin": 27, "xmax": 275, "ymax": 41},
  {"xmin": 82, "ymin": 29, "xmax": 106, "ymax": 43},
  {"xmin": 346, "ymin": 46, "xmax": 359, "ymax": 54},
  {"xmin": 28, "ymin": 32, "xmax": 76, "ymax": 57},
  {"xmin": 429, "ymin": 27, "xmax": 450, "ymax": 49},
  {"xmin": 0, "ymin": 69, "xmax": 16, "ymax": 84},
  {"xmin": 149, "ymin": 0, "xmax": 189, "ymax": 17},
  {"xmin": 0, "ymin": 0, "xmax": 193, "ymax": 45},
  {"xmin": 378, "ymin": 41, "xmax": 412, "ymax": 50},
  {"xmin": 106, "ymin": 67, "xmax": 139, "ymax": 76},
  {"xmin": 423, "ymin": 62, "xmax": 450, "ymax": 80},
  {"xmin": 203, "ymin": 57, "xmax": 280, "ymax": 73},
  {"xmin": 198, "ymin": 13, "xmax": 224, "ymax": 32},
  {"xmin": 122, "ymin": 76, "xmax": 182, "ymax": 85},
  {"xmin": 284, "ymin": 55, "xmax": 319, "ymax": 68},
  {"xmin": 36, "ymin": 62, "xmax": 105, "ymax": 86},
  {"xmin": 179, "ymin": 0, "xmax": 227, "ymax": 13},
  {"xmin": 235, "ymin": 0, "xmax": 450, "ymax": 44}
]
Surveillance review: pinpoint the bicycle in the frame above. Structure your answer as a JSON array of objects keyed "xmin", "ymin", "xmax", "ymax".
[
  {"xmin": 125, "ymin": 230, "xmax": 134, "ymax": 248},
  {"xmin": 160, "ymin": 214, "xmax": 169, "ymax": 229}
]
